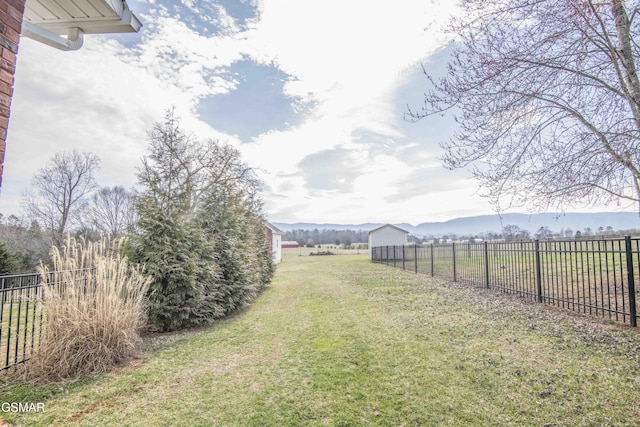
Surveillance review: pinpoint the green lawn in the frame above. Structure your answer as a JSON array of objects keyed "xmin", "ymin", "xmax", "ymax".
[{"xmin": 2, "ymin": 254, "xmax": 640, "ymax": 426}]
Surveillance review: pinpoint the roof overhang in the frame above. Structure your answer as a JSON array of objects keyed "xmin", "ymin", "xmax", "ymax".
[
  {"xmin": 22, "ymin": 0, "xmax": 141, "ymax": 50},
  {"xmin": 264, "ymin": 221, "xmax": 283, "ymax": 234}
]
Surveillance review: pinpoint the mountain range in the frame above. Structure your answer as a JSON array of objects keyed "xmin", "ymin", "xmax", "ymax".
[{"xmin": 273, "ymin": 212, "xmax": 640, "ymax": 237}]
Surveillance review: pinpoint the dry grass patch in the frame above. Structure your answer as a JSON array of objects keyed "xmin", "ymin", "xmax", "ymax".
[{"xmin": 6, "ymin": 236, "xmax": 150, "ymax": 383}]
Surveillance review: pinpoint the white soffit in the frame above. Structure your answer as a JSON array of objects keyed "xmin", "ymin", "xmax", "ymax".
[{"xmin": 23, "ymin": 0, "xmax": 141, "ymax": 34}]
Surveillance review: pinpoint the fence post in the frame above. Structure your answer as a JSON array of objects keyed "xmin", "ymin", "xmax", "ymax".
[
  {"xmin": 624, "ymin": 236, "xmax": 637, "ymax": 327},
  {"xmin": 484, "ymin": 241, "xmax": 490, "ymax": 289},
  {"xmin": 414, "ymin": 244, "xmax": 418, "ymax": 273},
  {"xmin": 386, "ymin": 246, "xmax": 389, "ymax": 265},
  {"xmin": 402, "ymin": 245, "xmax": 406, "ymax": 270},
  {"xmin": 535, "ymin": 239, "xmax": 543, "ymax": 303},
  {"xmin": 430, "ymin": 244, "xmax": 434, "ymax": 277},
  {"xmin": 452, "ymin": 242, "xmax": 457, "ymax": 282}
]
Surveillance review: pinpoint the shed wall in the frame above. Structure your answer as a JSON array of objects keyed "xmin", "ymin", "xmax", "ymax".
[
  {"xmin": 272, "ymin": 232, "xmax": 281, "ymax": 264},
  {"xmin": 368, "ymin": 226, "xmax": 407, "ymax": 257}
]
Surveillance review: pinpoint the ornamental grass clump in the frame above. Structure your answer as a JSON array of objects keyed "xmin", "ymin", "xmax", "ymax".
[{"xmin": 23, "ymin": 235, "xmax": 150, "ymax": 383}]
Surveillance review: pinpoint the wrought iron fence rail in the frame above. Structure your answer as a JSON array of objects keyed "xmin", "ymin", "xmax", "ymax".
[
  {"xmin": 371, "ymin": 237, "xmax": 640, "ymax": 327},
  {"xmin": 1, "ymin": 281, "xmax": 43, "ymax": 372}
]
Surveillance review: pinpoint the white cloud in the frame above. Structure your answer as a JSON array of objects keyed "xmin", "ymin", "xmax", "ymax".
[
  {"xmin": 246, "ymin": 0, "xmax": 455, "ymax": 113},
  {"xmin": 4, "ymin": 0, "xmax": 541, "ymax": 225},
  {"xmin": 233, "ymin": 0, "xmax": 467, "ymax": 223},
  {"xmin": 131, "ymin": 15, "xmax": 246, "ymax": 102}
]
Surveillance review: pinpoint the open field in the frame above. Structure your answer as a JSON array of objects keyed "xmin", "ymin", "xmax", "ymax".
[
  {"xmin": 3, "ymin": 254, "xmax": 640, "ymax": 426},
  {"xmin": 282, "ymin": 245, "xmax": 368, "ymax": 258}
]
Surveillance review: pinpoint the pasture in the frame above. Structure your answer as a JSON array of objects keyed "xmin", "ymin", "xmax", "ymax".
[
  {"xmin": 2, "ymin": 254, "xmax": 640, "ymax": 426},
  {"xmin": 282, "ymin": 244, "xmax": 368, "ymax": 258}
]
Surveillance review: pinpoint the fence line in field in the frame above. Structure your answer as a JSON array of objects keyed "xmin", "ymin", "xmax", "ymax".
[
  {"xmin": 371, "ymin": 237, "xmax": 639, "ymax": 327},
  {"xmin": 0, "ymin": 269, "xmax": 94, "ymax": 372}
]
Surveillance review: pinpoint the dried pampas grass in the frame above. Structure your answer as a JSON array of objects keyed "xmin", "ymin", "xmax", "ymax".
[{"xmin": 20, "ymin": 235, "xmax": 150, "ymax": 383}]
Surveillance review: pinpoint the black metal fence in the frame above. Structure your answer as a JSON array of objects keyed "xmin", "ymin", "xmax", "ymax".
[
  {"xmin": 0, "ymin": 272, "xmax": 43, "ymax": 372},
  {"xmin": 0, "ymin": 269, "xmax": 95, "ymax": 372},
  {"xmin": 371, "ymin": 236, "xmax": 640, "ymax": 327}
]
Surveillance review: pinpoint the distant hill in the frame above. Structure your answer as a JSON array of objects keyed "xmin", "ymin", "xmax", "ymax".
[{"xmin": 273, "ymin": 212, "xmax": 640, "ymax": 237}]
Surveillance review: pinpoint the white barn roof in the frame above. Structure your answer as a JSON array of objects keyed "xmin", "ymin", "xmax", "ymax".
[
  {"xmin": 264, "ymin": 221, "xmax": 283, "ymax": 234},
  {"xmin": 368, "ymin": 224, "xmax": 409, "ymax": 235}
]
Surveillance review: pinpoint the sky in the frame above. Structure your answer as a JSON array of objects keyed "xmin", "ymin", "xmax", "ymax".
[{"xmin": 0, "ymin": 0, "xmax": 636, "ymax": 225}]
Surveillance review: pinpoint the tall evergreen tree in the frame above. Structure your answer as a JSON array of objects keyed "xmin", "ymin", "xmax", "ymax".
[
  {"xmin": 130, "ymin": 109, "xmax": 273, "ymax": 331},
  {"xmin": 197, "ymin": 180, "xmax": 273, "ymax": 315},
  {"xmin": 132, "ymin": 200, "xmax": 205, "ymax": 331},
  {"xmin": 130, "ymin": 110, "xmax": 206, "ymax": 331}
]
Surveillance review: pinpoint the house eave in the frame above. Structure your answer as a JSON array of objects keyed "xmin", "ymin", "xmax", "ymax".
[
  {"xmin": 23, "ymin": 0, "xmax": 141, "ymax": 41},
  {"xmin": 25, "ymin": 9, "xmax": 141, "ymax": 34}
]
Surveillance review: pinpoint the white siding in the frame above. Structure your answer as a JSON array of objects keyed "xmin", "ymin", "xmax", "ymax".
[
  {"xmin": 368, "ymin": 225, "xmax": 408, "ymax": 257},
  {"xmin": 272, "ymin": 232, "xmax": 282, "ymax": 264},
  {"xmin": 264, "ymin": 222, "xmax": 282, "ymax": 265}
]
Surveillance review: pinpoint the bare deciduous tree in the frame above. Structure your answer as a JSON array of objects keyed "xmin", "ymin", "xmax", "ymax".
[
  {"xmin": 23, "ymin": 150, "xmax": 100, "ymax": 246},
  {"xmin": 87, "ymin": 185, "xmax": 137, "ymax": 237},
  {"xmin": 408, "ymin": 0, "xmax": 640, "ymax": 214}
]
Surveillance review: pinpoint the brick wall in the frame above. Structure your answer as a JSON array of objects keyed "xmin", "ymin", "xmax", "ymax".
[{"xmin": 0, "ymin": 0, "xmax": 25, "ymax": 187}]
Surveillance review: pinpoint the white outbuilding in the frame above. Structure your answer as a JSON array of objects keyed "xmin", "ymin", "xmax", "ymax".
[
  {"xmin": 368, "ymin": 224, "xmax": 409, "ymax": 258},
  {"xmin": 264, "ymin": 222, "xmax": 282, "ymax": 265}
]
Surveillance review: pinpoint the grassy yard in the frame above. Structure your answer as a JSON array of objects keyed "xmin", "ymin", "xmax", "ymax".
[{"xmin": 2, "ymin": 254, "xmax": 640, "ymax": 426}]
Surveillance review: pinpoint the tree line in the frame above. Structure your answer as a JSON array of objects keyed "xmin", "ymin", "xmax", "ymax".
[
  {"xmin": 282, "ymin": 229, "xmax": 368, "ymax": 247},
  {"xmin": 408, "ymin": 225, "xmax": 640, "ymax": 244}
]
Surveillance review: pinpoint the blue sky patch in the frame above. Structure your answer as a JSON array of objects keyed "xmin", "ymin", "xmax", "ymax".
[
  {"xmin": 217, "ymin": 0, "xmax": 259, "ymax": 27},
  {"xmin": 297, "ymin": 148, "xmax": 359, "ymax": 192},
  {"xmin": 198, "ymin": 59, "xmax": 310, "ymax": 141},
  {"xmin": 125, "ymin": 0, "xmax": 258, "ymax": 37},
  {"xmin": 164, "ymin": 0, "xmax": 257, "ymax": 35}
]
